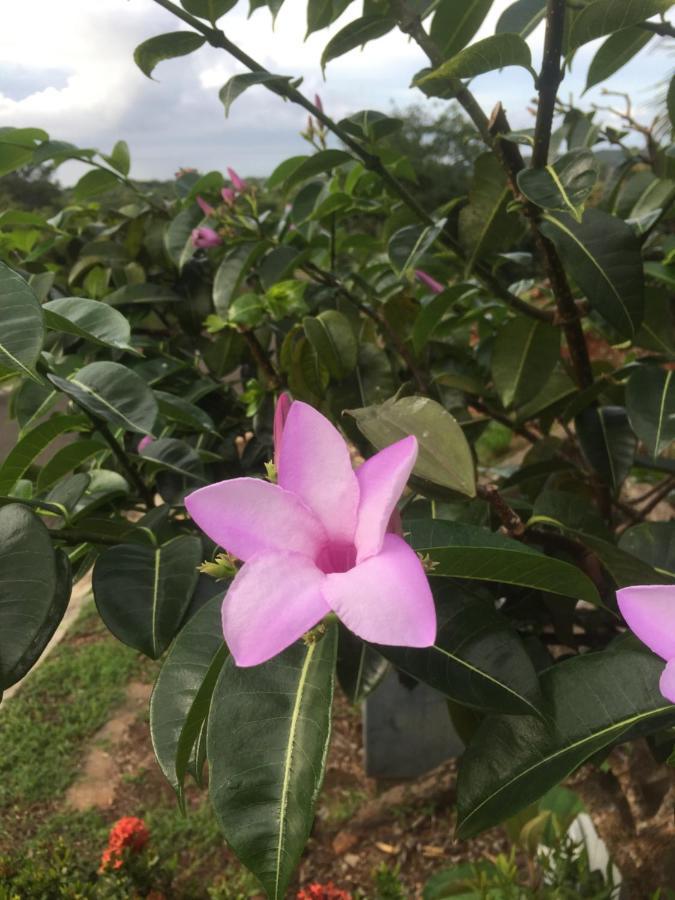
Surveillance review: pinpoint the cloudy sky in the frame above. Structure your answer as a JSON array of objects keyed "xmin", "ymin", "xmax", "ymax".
[{"xmin": 1, "ymin": 0, "xmax": 671, "ymax": 183}]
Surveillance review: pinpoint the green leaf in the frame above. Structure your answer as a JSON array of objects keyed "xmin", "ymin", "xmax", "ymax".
[
  {"xmin": 104, "ymin": 283, "xmax": 183, "ymax": 306},
  {"xmin": 37, "ymin": 440, "xmax": 105, "ymax": 493},
  {"xmin": 140, "ymin": 437, "xmax": 206, "ymax": 483},
  {"xmin": 150, "ymin": 594, "xmax": 228, "ymax": 796},
  {"xmin": 459, "ymin": 153, "xmax": 520, "ymax": 273},
  {"xmin": 348, "ymin": 395, "xmax": 476, "ymax": 498},
  {"xmin": 407, "ymin": 519, "xmax": 600, "ymax": 605},
  {"xmin": 539, "ymin": 210, "xmax": 644, "ymax": 338},
  {"xmin": 516, "ymin": 150, "xmax": 598, "ymax": 219},
  {"xmin": 0, "ymin": 504, "xmax": 57, "ymax": 689},
  {"xmin": 388, "ymin": 219, "xmax": 446, "ymax": 276},
  {"xmin": 668, "ymin": 74, "xmax": 675, "ymax": 133},
  {"xmin": 491, "ymin": 316, "xmax": 560, "ymax": 409},
  {"xmin": 103, "ymin": 140, "xmax": 131, "ymax": 176},
  {"xmin": 430, "ymin": 0, "xmax": 494, "ymax": 60},
  {"xmin": 213, "ymin": 242, "xmax": 263, "ymax": 316},
  {"xmin": 575, "ymin": 405, "xmax": 636, "ymax": 490},
  {"xmin": 2, "ymin": 548, "xmax": 71, "ymax": 690},
  {"xmin": 93, "ymin": 536, "xmax": 202, "ymax": 659},
  {"xmin": 154, "ymin": 391, "xmax": 215, "ymax": 433},
  {"xmin": 181, "ymin": 0, "xmax": 236, "ymax": 19},
  {"xmin": 336, "ymin": 625, "xmax": 388, "ymax": 704},
  {"xmin": 43, "ymin": 297, "xmax": 132, "ymax": 350},
  {"xmin": 0, "ymin": 262, "xmax": 45, "ymax": 379},
  {"xmin": 49, "ymin": 362, "xmax": 159, "ymax": 436},
  {"xmin": 72, "ymin": 169, "xmax": 119, "ymax": 201},
  {"xmin": 626, "ymin": 366, "xmax": 675, "ymax": 456},
  {"xmin": 619, "ymin": 522, "xmax": 675, "ymax": 579},
  {"xmin": 585, "ymin": 26, "xmax": 652, "ymax": 93},
  {"xmin": 321, "ymin": 15, "xmax": 396, "ymax": 70},
  {"xmin": 0, "ymin": 415, "xmax": 89, "ymax": 496},
  {"xmin": 208, "ymin": 627, "xmax": 337, "ymax": 900},
  {"xmin": 567, "ymin": 0, "xmax": 673, "ymax": 55},
  {"xmin": 379, "ymin": 581, "xmax": 543, "ymax": 716},
  {"xmin": 417, "ymin": 33, "xmax": 534, "ymax": 86},
  {"xmin": 412, "ymin": 284, "xmax": 478, "ymax": 354},
  {"xmin": 266, "ymin": 156, "xmax": 309, "ymax": 190},
  {"xmin": 134, "ymin": 32, "xmax": 206, "ymax": 80},
  {"xmin": 165, "ymin": 205, "xmax": 203, "ymax": 271},
  {"xmin": 635, "ymin": 287, "xmax": 675, "ymax": 356},
  {"xmin": 284, "ymin": 149, "xmax": 353, "ymax": 189},
  {"xmin": 303, "ymin": 310, "xmax": 358, "ymax": 380},
  {"xmin": 496, "ymin": 0, "xmax": 546, "ymax": 37},
  {"xmin": 306, "ymin": 0, "xmax": 354, "ymax": 35},
  {"xmin": 456, "ymin": 647, "xmax": 675, "ymax": 837},
  {"xmin": 219, "ymin": 72, "xmax": 291, "ymax": 116}
]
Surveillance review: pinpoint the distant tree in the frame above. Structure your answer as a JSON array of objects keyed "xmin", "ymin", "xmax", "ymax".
[{"xmin": 0, "ymin": 163, "xmax": 63, "ymax": 211}]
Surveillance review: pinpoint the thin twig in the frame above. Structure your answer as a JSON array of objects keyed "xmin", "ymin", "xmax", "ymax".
[{"xmin": 239, "ymin": 328, "xmax": 282, "ymax": 388}]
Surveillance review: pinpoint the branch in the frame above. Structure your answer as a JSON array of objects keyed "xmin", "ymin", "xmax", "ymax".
[
  {"xmin": 239, "ymin": 328, "xmax": 282, "ymax": 389},
  {"xmin": 640, "ymin": 19, "xmax": 675, "ymax": 38},
  {"xmin": 477, "ymin": 484, "xmax": 526, "ymax": 537},
  {"xmin": 532, "ymin": 0, "xmax": 565, "ymax": 168}
]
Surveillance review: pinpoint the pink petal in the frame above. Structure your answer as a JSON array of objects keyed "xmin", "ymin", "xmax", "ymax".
[
  {"xmin": 659, "ymin": 658, "xmax": 675, "ymax": 704},
  {"xmin": 222, "ymin": 551, "xmax": 329, "ymax": 666},
  {"xmin": 415, "ymin": 269, "xmax": 444, "ymax": 294},
  {"xmin": 322, "ymin": 533, "xmax": 435, "ymax": 647},
  {"xmin": 278, "ymin": 401, "xmax": 359, "ymax": 544},
  {"xmin": 354, "ymin": 436, "xmax": 417, "ymax": 563},
  {"xmin": 185, "ymin": 477, "xmax": 327, "ymax": 562},
  {"xmin": 196, "ymin": 195, "xmax": 215, "ymax": 217},
  {"xmin": 616, "ymin": 585, "xmax": 675, "ymax": 661},
  {"xmin": 273, "ymin": 392, "xmax": 293, "ymax": 468}
]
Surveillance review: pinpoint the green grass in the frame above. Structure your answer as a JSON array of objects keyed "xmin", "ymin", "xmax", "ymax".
[
  {"xmin": 475, "ymin": 421, "xmax": 514, "ymax": 465},
  {"xmin": 0, "ymin": 604, "xmax": 139, "ymax": 815}
]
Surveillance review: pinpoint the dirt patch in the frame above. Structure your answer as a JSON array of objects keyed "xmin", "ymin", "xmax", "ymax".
[{"xmin": 64, "ymin": 681, "xmax": 153, "ymax": 812}]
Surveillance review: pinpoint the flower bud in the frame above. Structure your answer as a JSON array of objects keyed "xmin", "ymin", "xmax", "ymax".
[
  {"xmin": 227, "ymin": 167, "xmax": 247, "ymax": 192},
  {"xmin": 196, "ymin": 195, "xmax": 215, "ymax": 217},
  {"xmin": 191, "ymin": 226, "xmax": 222, "ymax": 248}
]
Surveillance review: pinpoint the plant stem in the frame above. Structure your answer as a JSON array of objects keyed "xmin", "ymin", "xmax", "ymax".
[
  {"xmin": 532, "ymin": 0, "xmax": 565, "ymax": 169},
  {"xmin": 53, "ymin": 528, "xmax": 122, "ymax": 547},
  {"xmin": 238, "ymin": 328, "xmax": 282, "ymax": 388},
  {"xmin": 477, "ymin": 484, "xmax": 526, "ymax": 537}
]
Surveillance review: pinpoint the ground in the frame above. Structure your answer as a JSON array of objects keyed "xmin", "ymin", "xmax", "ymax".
[{"xmin": 0, "ymin": 601, "xmax": 508, "ymax": 900}]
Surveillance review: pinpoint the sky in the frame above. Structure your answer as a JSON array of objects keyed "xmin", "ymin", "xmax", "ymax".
[{"xmin": 0, "ymin": 0, "xmax": 672, "ymax": 183}]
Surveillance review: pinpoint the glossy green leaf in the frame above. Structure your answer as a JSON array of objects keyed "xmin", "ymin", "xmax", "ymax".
[
  {"xmin": 72, "ymin": 169, "xmax": 119, "ymax": 201},
  {"xmin": 105, "ymin": 283, "xmax": 182, "ymax": 306},
  {"xmin": 165, "ymin": 205, "xmax": 202, "ymax": 271},
  {"xmin": 134, "ymin": 31, "xmax": 206, "ymax": 79},
  {"xmin": 348, "ymin": 395, "xmax": 476, "ymax": 498},
  {"xmin": 635, "ymin": 287, "xmax": 675, "ymax": 356},
  {"xmin": 43, "ymin": 297, "xmax": 132, "ymax": 350},
  {"xmin": 336, "ymin": 625, "xmax": 388, "ymax": 704},
  {"xmin": 213, "ymin": 242, "xmax": 264, "ymax": 316},
  {"xmin": 0, "ymin": 262, "xmax": 44, "ymax": 379},
  {"xmin": 208, "ymin": 627, "xmax": 337, "ymax": 899},
  {"xmin": 459, "ymin": 153, "xmax": 520, "ymax": 273},
  {"xmin": 567, "ymin": 0, "xmax": 673, "ymax": 55},
  {"xmin": 491, "ymin": 316, "xmax": 560, "ymax": 409},
  {"xmin": 585, "ymin": 26, "xmax": 652, "ymax": 93},
  {"xmin": 379, "ymin": 581, "xmax": 543, "ymax": 716},
  {"xmin": 456, "ymin": 647, "xmax": 675, "ymax": 837},
  {"xmin": 150, "ymin": 593, "xmax": 228, "ymax": 795},
  {"xmin": 2, "ymin": 549, "xmax": 71, "ymax": 690},
  {"xmin": 0, "ymin": 504, "xmax": 57, "ymax": 689},
  {"xmin": 219, "ymin": 72, "xmax": 291, "ymax": 116},
  {"xmin": 181, "ymin": 0, "xmax": 236, "ymax": 19},
  {"xmin": 303, "ymin": 310, "xmax": 357, "ymax": 380},
  {"xmin": 103, "ymin": 139, "xmax": 131, "ymax": 176},
  {"xmin": 284, "ymin": 150, "xmax": 353, "ymax": 189},
  {"xmin": 49, "ymin": 361, "xmax": 158, "ymax": 436},
  {"xmin": 619, "ymin": 522, "xmax": 675, "ymax": 579},
  {"xmin": 417, "ymin": 33, "xmax": 534, "ymax": 86},
  {"xmin": 0, "ymin": 414, "xmax": 89, "ymax": 496},
  {"xmin": 496, "ymin": 0, "xmax": 546, "ymax": 36},
  {"xmin": 516, "ymin": 150, "xmax": 598, "ymax": 219},
  {"xmin": 626, "ymin": 366, "xmax": 675, "ymax": 456},
  {"xmin": 154, "ymin": 391, "xmax": 215, "ymax": 433},
  {"xmin": 93, "ymin": 536, "xmax": 202, "ymax": 659},
  {"xmin": 37, "ymin": 440, "xmax": 105, "ymax": 493},
  {"xmin": 306, "ymin": 0, "xmax": 354, "ymax": 35},
  {"xmin": 668, "ymin": 73, "xmax": 675, "ymax": 132},
  {"xmin": 430, "ymin": 0, "xmax": 494, "ymax": 61},
  {"xmin": 321, "ymin": 16, "xmax": 396, "ymax": 70},
  {"xmin": 407, "ymin": 519, "xmax": 600, "ymax": 604},
  {"xmin": 539, "ymin": 209, "xmax": 644, "ymax": 338},
  {"xmin": 140, "ymin": 437, "xmax": 207, "ymax": 483},
  {"xmin": 388, "ymin": 219, "xmax": 446, "ymax": 276},
  {"xmin": 575, "ymin": 405, "xmax": 636, "ymax": 490}
]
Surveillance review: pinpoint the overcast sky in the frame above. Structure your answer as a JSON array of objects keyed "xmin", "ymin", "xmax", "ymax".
[{"xmin": 1, "ymin": 0, "xmax": 671, "ymax": 183}]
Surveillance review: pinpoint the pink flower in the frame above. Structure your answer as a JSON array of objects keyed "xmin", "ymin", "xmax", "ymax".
[
  {"xmin": 196, "ymin": 195, "xmax": 215, "ymax": 217},
  {"xmin": 227, "ymin": 167, "xmax": 247, "ymax": 193},
  {"xmin": 617, "ymin": 585, "xmax": 675, "ymax": 702},
  {"xmin": 191, "ymin": 226, "xmax": 222, "ymax": 248},
  {"xmin": 314, "ymin": 94, "xmax": 324, "ymax": 114},
  {"xmin": 415, "ymin": 269, "xmax": 444, "ymax": 294},
  {"xmin": 273, "ymin": 392, "xmax": 292, "ymax": 468},
  {"xmin": 221, "ymin": 186, "xmax": 236, "ymax": 207},
  {"xmin": 185, "ymin": 400, "xmax": 435, "ymax": 666},
  {"xmin": 138, "ymin": 435, "xmax": 154, "ymax": 453}
]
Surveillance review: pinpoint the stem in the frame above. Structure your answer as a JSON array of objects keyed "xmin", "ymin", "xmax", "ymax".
[
  {"xmin": 53, "ymin": 528, "xmax": 122, "ymax": 547},
  {"xmin": 96, "ymin": 421, "xmax": 156, "ymax": 508},
  {"xmin": 532, "ymin": 0, "xmax": 565, "ymax": 169},
  {"xmin": 477, "ymin": 484, "xmax": 526, "ymax": 537},
  {"xmin": 239, "ymin": 328, "xmax": 281, "ymax": 388}
]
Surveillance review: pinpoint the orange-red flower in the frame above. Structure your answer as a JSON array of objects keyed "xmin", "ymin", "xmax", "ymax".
[
  {"xmin": 99, "ymin": 816, "xmax": 150, "ymax": 872},
  {"xmin": 297, "ymin": 882, "xmax": 352, "ymax": 899}
]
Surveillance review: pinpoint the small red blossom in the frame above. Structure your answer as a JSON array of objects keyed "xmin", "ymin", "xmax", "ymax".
[
  {"xmin": 99, "ymin": 816, "xmax": 150, "ymax": 872},
  {"xmin": 297, "ymin": 882, "xmax": 352, "ymax": 899}
]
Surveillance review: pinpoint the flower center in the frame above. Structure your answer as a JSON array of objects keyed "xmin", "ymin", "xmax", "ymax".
[{"xmin": 316, "ymin": 541, "xmax": 357, "ymax": 574}]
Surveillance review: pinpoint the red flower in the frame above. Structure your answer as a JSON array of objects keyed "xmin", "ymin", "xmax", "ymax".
[
  {"xmin": 99, "ymin": 817, "xmax": 150, "ymax": 872},
  {"xmin": 297, "ymin": 883, "xmax": 352, "ymax": 899}
]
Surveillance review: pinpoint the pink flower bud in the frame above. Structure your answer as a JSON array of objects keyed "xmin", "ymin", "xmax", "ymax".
[
  {"xmin": 138, "ymin": 435, "xmax": 154, "ymax": 452},
  {"xmin": 273, "ymin": 392, "xmax": 293, "ymax": 467},
  {"xmin": 227, "ymin": 167, "xmax": 247, "ymax": 193},
  {"xmin": 415, "ymin": 269, "xmax": 444, "ymax": 294},
  {"xmin": 191, "ymin": 226, "xmax": 222, "ymax": 248},
  {"xmin": 221, "ymin": 186, "xmax": 236, "ymax": 207},
  {"xmin": 314, "ymin": 94, "xmax": 324, "ymax": 114},
  {"xmin": 196, "ymin": 195, "xmax": 215, "ymax": 217}
]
